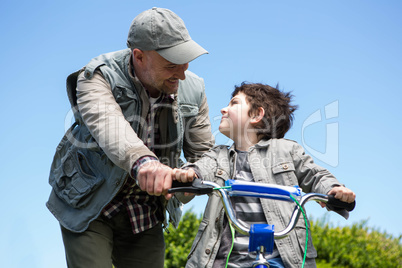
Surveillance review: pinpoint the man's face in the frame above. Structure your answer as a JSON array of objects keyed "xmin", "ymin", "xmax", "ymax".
[
  {"xmin": 136, "ymin": 50, "xmax": 189, "ymax": 97},
  {"xmin": 219, "ymin": 92, "xmax": 252, "ymax": 140}
]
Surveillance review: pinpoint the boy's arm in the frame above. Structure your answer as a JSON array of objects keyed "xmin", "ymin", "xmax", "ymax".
[
  {"xmin": 174, "ymin": 154, "xmax": 218, "ymax": 183},
  {"xmin": 291, "ymin": 142, "xmax": 355, "ymax": 201},
  {"xmin": 290, "ymin": 142, "xmax": 356, "ymax": 218},
  {"xmin": 171, "ymin": 153, "xmax": 219, "ymax": 203}
]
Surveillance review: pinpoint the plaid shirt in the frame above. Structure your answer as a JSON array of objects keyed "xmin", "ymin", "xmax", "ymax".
[{"xmin": 102, "ymin": 93, "xmax": 175, "ymax": 234}]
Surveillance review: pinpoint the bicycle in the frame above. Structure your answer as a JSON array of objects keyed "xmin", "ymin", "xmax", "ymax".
[{"xmin": 169, "ymin": 179, "xmax": 355, "ymax": 268}]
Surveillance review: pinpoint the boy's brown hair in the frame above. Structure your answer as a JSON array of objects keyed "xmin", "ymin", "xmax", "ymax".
[{"xmin": 232, "ymin": 82, "xmax": 298, "ymax": 139}]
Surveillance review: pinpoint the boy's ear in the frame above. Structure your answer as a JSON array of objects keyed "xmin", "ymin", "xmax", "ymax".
[{"xmin": 251, "ymin": 107, "xmax": 265, "ymax": 124}]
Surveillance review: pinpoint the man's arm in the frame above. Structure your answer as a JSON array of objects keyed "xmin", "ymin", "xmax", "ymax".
[
  {"xmin": 77, "ymin": 70, "xmax": 156, "ymax": 172},
  {"xmin": 77, "ymin": 71, "xmax": 174, "ymax": 197}
]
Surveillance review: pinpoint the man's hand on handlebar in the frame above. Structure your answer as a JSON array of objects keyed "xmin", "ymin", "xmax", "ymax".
[
  {"xmin": 137, "ymin": 164, "xmax": 198, "ymax": 199},
  {"xmin": 137, "ymin": 161, "xmax": 175, "ymax": 200}
]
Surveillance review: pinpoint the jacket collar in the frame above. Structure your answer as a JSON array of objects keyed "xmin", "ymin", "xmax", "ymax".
[
  {"xmin": 254, "ymin": 138, "xmax": 272, "ymax": 149},
  {"xmin": 229, "ymin": 139, "xmax": 273, "ymax": 153}
]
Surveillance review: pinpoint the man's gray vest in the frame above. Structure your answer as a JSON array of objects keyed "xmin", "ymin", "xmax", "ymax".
[{"xmin": 46, "ymin": 49, "xmax": 206, "ymax": 232}]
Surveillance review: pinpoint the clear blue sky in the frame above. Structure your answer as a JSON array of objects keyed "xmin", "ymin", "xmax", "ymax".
[{"xmin": 1, "ymin": 0, "xmax": 401, "ymax": 267}]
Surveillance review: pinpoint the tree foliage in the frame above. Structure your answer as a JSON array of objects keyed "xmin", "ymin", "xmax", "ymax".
[
  {"xmin": 164, "ymin": 209, "xmax": 202, "ymax": 268},
  {"xmin": 311, "ymin": 216, "xmax": 402, "ymax": 268},
  {"xmin": 164, "ymin": 211, "xmax": 401, "ymax": 268}
]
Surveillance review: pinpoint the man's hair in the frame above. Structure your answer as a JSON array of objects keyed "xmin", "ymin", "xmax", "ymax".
[{"xmin": 232, "ymin": 82, "xmax": 298, "ymax": 139}]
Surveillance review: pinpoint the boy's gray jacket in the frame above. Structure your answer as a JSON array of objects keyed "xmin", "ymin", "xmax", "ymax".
[
  {"xmin": 46, "ymin": 48, "xmax": 214, "ymax": 233},
  {"xmin": 185, "ymin": 139, "xmax": 346, "ymax": 268}
]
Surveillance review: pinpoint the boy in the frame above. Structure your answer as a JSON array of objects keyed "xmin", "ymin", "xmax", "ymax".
[{"xmin": 173, "ymin": 82, "xmax": 356, "ymax": 268}]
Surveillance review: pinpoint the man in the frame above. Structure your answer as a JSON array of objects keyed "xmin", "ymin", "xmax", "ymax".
[{"xmin": 46, "ymin": 7, "xmax": 214, "ymax": 268}]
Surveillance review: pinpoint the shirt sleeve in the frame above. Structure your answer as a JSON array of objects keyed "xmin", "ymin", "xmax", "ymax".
[
  {"xmin": 76, "ymin": 70, "xmax": 157, "ymax": 173},
  {"xmin": 131, "ymin": 156, "xmax": 159, "ymax": 178}
]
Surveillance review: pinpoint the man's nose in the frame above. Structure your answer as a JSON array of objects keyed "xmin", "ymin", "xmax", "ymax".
[{"xmin": 177, "ymin": 63, "xmax": 188, "ymax": 80}]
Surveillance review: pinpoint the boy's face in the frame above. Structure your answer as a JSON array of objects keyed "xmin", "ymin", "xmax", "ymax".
[{"xmin": 219, "ymin": 92, "xmax": 252, "ymax": 140}]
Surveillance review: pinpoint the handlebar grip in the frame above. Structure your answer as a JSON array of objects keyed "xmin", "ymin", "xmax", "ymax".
[
  {"xmin": 327, "ymin": 195, "xmax": 356, "ymax": 212},
  {"xmin": 168, "ymin": 179, "xmax": 214, "ymax": 195},
  {"xmin": 171, "ymin": 180, "xmax": 193, "ymax": 188}
]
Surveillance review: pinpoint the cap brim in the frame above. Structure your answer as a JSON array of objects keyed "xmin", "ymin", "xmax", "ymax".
[{"xmin": 156, "ymin": 40, "xmax": 208, "ymax": 65}]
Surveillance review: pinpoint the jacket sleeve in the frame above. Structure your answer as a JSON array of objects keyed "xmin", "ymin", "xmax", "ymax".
[
  {"xmin": 182, "ymin": 151, "xmax": 219, "ymax": 182},
  {"xmin": 290, "ymin": 142, "xmax": 343, "ymax": 195},
  {"xmin": 76, "ymin": 71, "xmax": 156, "ymax": 174},
  {"xmin": 182, "ymin": 88, "xmax": 215, "ymax": 163}
]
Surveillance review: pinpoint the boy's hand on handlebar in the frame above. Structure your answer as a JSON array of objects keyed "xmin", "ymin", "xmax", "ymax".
[
  {"xmin": 320, "ymin": 186, "xmax": 356, "ymax": 208},
  {"xmin": 328, "ymin": 186, "xmax": 356, "ymax": 203},
  {"xmin": 172, "ymin": 168, "xmax": 196, "ymax": 196},
  {"xmin": 172, "ymin": 168, "xmax": 196, "ymax": 183}
]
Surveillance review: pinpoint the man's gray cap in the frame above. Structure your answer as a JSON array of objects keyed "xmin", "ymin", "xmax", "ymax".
[{"xmin": 127, "ymin": 7, "xmax": 208, "ymax": 64}]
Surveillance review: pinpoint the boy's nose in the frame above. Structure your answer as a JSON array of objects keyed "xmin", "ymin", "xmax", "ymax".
[{"xmin": 221, "ymin": 107, "xmax": 228, "ymax": 115}]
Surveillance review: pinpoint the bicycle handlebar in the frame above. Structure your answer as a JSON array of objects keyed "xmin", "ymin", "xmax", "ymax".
[{"xmin": 169, "ymin": 179, "xmax": 355, "ymax": 239}]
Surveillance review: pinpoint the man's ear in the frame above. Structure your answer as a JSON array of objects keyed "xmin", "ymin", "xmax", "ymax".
[
  {"xmin": 251, "ymin": 107, "xmax": 265, "ymax": 124},
  {"xmin": 133, "ymin": 48, "xmax": 145, "ymax": 65}
]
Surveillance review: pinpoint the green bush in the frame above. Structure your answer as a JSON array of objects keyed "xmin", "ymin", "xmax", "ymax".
[
  {"xmin": 311, "ymin": 216, "xmax": 402, "ymax": 268},
  {"xmin": 316, "ymin": 259, "xmax": 334, "ymax": 268},
  {"xmin": 164, "ymin": 209, "xmax": 202, "ymax": 268},
  {"xmin": 164, "ymin": 211, "xmax": 402, "ymax": 268}
]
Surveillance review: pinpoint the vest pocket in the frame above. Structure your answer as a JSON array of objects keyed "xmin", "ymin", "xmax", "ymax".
[
  {"xmin": 179, "ymin": 104, "xmax": 199, "ymax": 117},
  {"xmin": 113, "ymin": 85, "xmax": 140, "ymax": 130},
  {"xmin": 50, "ymin": 148, "xmax": 105, "ymax": 209}
]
